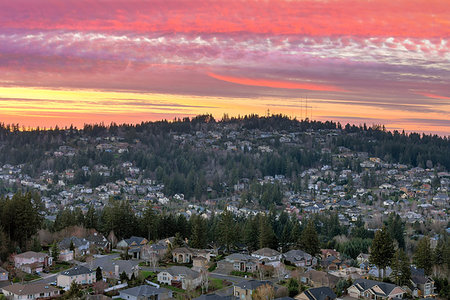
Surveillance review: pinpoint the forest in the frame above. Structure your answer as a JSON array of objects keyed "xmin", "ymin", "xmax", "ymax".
[{"xmin": 0, "ymin": 114, "xmax": 448, "ymax": 200}]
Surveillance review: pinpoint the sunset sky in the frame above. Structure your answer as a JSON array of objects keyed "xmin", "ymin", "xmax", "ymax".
[{"xmin": 0, "ymin": 0, "xmax": 449, "ymax": 134}]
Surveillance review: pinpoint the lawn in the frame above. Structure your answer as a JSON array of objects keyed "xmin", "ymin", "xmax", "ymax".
[
  {"xmin": 24, "ymin": 273, "xmax": 41, "ymax": 281},
  {"xmin": 140, "ymin": 270, "xmax": 157, "ymax": 280},
  {"xmin": 50, "ymin": 263, "xmax": 72, "ymax": 274},
  {"xmin": 230, "ymin": 270, "xmax": 253, "ymax": 277},
  {"xmin": 209, "ymin": 278, "xmax": 229, "ymax": 291}
]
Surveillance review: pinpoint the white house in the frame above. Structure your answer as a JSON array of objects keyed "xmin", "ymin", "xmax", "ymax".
[
  {"xmin": 57, "ymin": 266, "xmax": 96, "ymax": 290},
  {"xmin": 157, "ymin": 266, "xmax": 202, "ymax": 290}
]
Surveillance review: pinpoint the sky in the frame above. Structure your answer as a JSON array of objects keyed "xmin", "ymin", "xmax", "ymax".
[{"xmin": 0, "ymin": 0, "xmax": 449, "ymax": 135}]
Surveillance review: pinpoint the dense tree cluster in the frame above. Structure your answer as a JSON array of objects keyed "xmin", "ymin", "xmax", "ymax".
[
  {"xmin": 0, "ymin": 192, "xmax": 44, "ymax": 260},
  {"xmin": 0, "ymin": 115, "xmax": 448, "ymax": 198}
]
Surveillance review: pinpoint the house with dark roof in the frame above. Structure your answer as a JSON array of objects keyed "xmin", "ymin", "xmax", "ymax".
[
  {"xmin": 347, "ymin": 278, "xmax": 405, "ymax": 299},
  {"xmin": 410, "ymin": 267, "xmax": 436, "ymax": 298},
  {"xmin": 284, "ymin": 250, "xmax": 317, "ymax": 267},
  {"xmin": 252, "ymin": 248, "xmax": 282, "ymax": 262},
  {"xmin": 296, "ymin": 287, "xmax": 336, "ymax": 300},
  {"xmin": 58, "ymin": 236, "xmax": 90, "ymax": 260},
  {"xmin": 1, "ymin": 283, "xmax": 59, "ymax": 300},
  {"xmin": 217, "ymin": 253, "xmax": 259, "ymax": 273},
  {"xmin": 57, "ymin": 265, "xmax": 96, "ymax": 290},
  {"xmin": 234, "ymin": 280, "xmax": 273, "ymax": 300},
  {"xmin": 90, "ymin": 255, "xmax": 139, "ymax": 280},
  {"xmin": 118, "ymin": 284, "xmax": 172, "ymax": 300},
  {"xmin": 117, "ymin": 236, "xmax": 149, "ymax": 260},
  {"xmin": 157, "ymin": 266, "xmax": 202, "ymax": 290},
  {"xmin": 117, "ymin": 236, "xmax": 148, "ymax": 249}
]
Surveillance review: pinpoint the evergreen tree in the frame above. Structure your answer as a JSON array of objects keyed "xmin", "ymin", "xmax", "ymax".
[
  {"xmin": 386, "ymin": 213, "xmax": 405, "ymax": 249},
  {"xmin": 391, "ymin": 249, "xmax": 411, "ymax": 286},
  {"xmin": 190, "ymin": 215, "xmax": 207, "ymax": 249},
  {"xmin": 413, "ymin": 236, "xmax": 433, "ymax": 275},
  {"xmin": 217, "ymin": 210, "xmax": 236, "ymax": 252},
  {"xmin": 300, "ymin": 220, "xmax": 320, "ymax": 256},
  {"xmin": 287, "ymin": 278, "xmax": 299, "ymax": 297},
  {"xmin": 96, "ymin": 266, "xmax": 103, "ymax": 281},
  {"xmin": 244, "ymin": 217, "xmax": 259, "ymax": 251},
  {"xmin": 31, "ymin": 236, "xmax": 42, "ymax": 252},
  {"xmin": 51, "ymin": 243, "xmax": 59, "ymax": 262},
  {"xmin": 120, "ymin": 271, "xmax": 128, "ymax": 282},
  {"xmin": 259, "ymin": 215, "xmax": 276, "ymax": 249},
  {"xmin": 369, "ymin": 226, "xmax": 395, "ymax": 279}
]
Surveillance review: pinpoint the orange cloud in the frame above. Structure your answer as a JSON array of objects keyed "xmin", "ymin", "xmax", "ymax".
[
  {"xmin": 417, "ymin": 92, "xmax": 450, "ymax": 100},
  {"xmin": 208, "ymin": 73, "xmax": 346, "ymax": 92}
]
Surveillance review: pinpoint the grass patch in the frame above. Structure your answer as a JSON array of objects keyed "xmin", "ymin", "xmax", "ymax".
[
  {"xmin": 140, "ymin": 270, "xmax": 157, "ymax": 280},
  {"xmin": 230, "ymin": 270, "xmax": 253, "ymax": 277},
  {"xmin": 24, "ymin": 273, "xmax": 41, "ymax": 281},
  {"xmin": 50, "ymin": 263, "xmax": 72, "ymax": 274},
  {"xmin": 209, "ymin": 278, "xmax": 228, "ymax": 291},
  {"xmin": 285, "ymin": 265, "xmax": 297, "ymax": 271}
]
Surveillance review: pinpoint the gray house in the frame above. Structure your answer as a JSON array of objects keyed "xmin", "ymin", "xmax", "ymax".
[
  {"xmin": 119, "ymin": 284, "xmax": 172, "ymax": 300},
  {"xmin": 284, "ymin": 250, "xmax": 317, "ymax": 267}
]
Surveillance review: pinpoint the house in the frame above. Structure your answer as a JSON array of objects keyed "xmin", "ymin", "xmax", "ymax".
[
  {"xmin": 300, "ymin": 270, "xmax": 340, "ymax": 289},
  {"xmin": 1, "ymin": 283, "xmax": 59, "ymax": 300},
  {"xmin": 347, "ymin": 278, "xmax": 405, "ymax": 299},
  {"xmin": 58, "ymin": 236, "xmax": 90, "ymax": 258},
  {"xmin": 193, "ymin": 256, "xmax": 208, "ymax": 271},
  {"xmin": 0, "ymin": 267, "xmax": 8, "ymax": 281},
  {"xmin": 217, "ymin": 253, "xmax": 259, "ymax": 273},
  {"xmin": 321, "ymin": 256, "xmax": 342, "ymax": 271},
  {"xmin": 356, "ymin": 253, "xmax": 370, "ymax": 264},
  {"xmin": 252, "ymin": 248, "xmax": 282, "ymax": 266},
  {"xmin": 367, "ymin": 266, "xmax": 392, "ymax": 278},
  {"xmin": 284, "ymin": 250, "xmax": 317, "ymax": 267},
  {"xmin": 14, "ymin": 251, "xmax": 52, "ymax": 274},
  {"xmin": 320, "ymin": 249, "xmax": 340, "ymax": 259},
  {"xmin": 157, "ymin": 266, "xmax": 202, "ymax": 290},
  {"xmin": 141, "ymin": 243, "xmax": 168, "ymax": 260},
  {"xmin": 410, "ymin": 267, "xmax": 436, "ymax": 298},
  {"xmin": 233, "ymin": 280, "xmax": 273, "ymax": 300},
  {"xmin": 296, "ymin": 287, "xmax": 337, "ymax": 300},
  {"xmin": 58, "ymin": 248, "xmax": 74, "ymax": 262},
  {"xmin": 90, "ymin": 257, "xmax": 139, "ymax": 280},
  {"xmin": 172, "ymin": 247, "xmax": 194, "ymax": 263},
  {"xmin": 86, "ymin": 233, "xmax": 110, "ymax": 251},
  {"xmin": 118, "ymin": 284, "xmax": 172, "ymax": 300},
  {"xmin": 117, "ymin": 236, "xmax": 148, "ymax": 249},
  {"xmin": 57, "ymin": 265, "xmax": 96, "ymax": 290},
  {"xmin": 252, "ymin": 248, "xmax": 282, "ymax": 261}
]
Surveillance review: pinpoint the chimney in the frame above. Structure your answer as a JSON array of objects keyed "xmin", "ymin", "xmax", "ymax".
[{"xmin": 114, "ymin": 264, "xmax": 119, "ymax": 277}]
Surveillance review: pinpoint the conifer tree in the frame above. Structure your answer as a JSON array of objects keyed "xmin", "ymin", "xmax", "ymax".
[
  {"xmin": 370, "ymin": 226, "xmax": 395, "ymax": 279},
  {"xmin": 413, "ymin": 236, "xmax": 433, "ymax": 275},
  {"xmin": 217, "ymin": 210, "xmax": 236, "ymax": 252},
  {"xmin": 300, "ymin": 220, "xmax": 320, "ymax": 256},
  {"xmin": 391, "ymin": 249, "xmax": 411, "ymax": 285}
]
